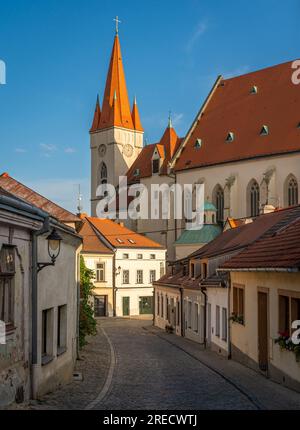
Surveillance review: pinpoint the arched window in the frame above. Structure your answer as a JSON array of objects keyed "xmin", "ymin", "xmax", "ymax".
[
  {"xmin": 212, "ymin": 185, "xmax": 224, "ymax": 223},
  {"xmin": 286, "ymin": 175, "xmax": 298, "ymax": 207},
  {"xmin": 247, "ymin": 179, "xmax": 260, "ymax": 217},
  {"xmin": 100, "ymin": 163, "xmax": 107, "ymax": 184}
]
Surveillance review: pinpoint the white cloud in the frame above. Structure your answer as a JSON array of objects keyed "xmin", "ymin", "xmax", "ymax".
[
  {"xmin": 40, "ymin": 143, "xmax": 57, "ymax": 152},
  {"xmin": 222, "ymin": 65, "xmax": 250, "ymax": 79},
  {"xmin": 64, "ymin": 147, "xmax": 77, "ymax": 154},
  {"xmin": 186, "ymin": 20, "xmax": 208, "ymax": 52},
  {"xmin": 172, "ymin": 113, "xmax": 184, "ymax": 127},
  {"xmin": 24, "ymin": 177, "xmax": 90, "ymax": 214},
  {"xmin": 15, "ymin": 148, "xmax": 27, "ymax": 154}
]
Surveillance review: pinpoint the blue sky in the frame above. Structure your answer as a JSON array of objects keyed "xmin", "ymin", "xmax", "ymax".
[{"xmin": 0, "ymin": 0, "xmax": 299, "ymax": 212}]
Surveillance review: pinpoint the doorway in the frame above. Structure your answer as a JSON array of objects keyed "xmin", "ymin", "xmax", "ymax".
[
  {"xmin": 94, "ymin": 296, "xmax": 107, "ymax": 317},
  {"xmin": 123, "ymin": 297, "xmax": 130, "ymax": 316},
  {"xmin": 258, "ymin": 291, "xmax": 269, "ymax": 371}
]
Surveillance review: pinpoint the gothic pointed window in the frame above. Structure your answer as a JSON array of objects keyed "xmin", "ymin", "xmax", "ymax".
[
  {"xmin": 287, "ymin": 175, "xmax": 298, "ymax": 207},
  {"xmin": 99, "ymin": 162, "xmax": 108, "ymax": 185},
  {"xmin": 212, "ymin": 185, "xmax": 224, "ymax": 224},
  {"xmin": 247, "ymin": 179, "xmax": 260, "ymax": 217}
]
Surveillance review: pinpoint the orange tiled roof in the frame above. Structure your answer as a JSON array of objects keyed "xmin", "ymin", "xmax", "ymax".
[
  {"xmin": 0, "ymin": 173, "xmax": 80, "ymax": 223},
  {"xmin": 79, "ymin": 219, "xmax": 113, "ymax": 254},
  {"xmin": 174, "ymin": 60, "xmax": 300, "ymax": 171},
  {"xmin": 87, "ymin": 217, "xmax": 164, "ymax": 249},
  {"xmin": 91, "ymin": 34, "xmax": 143, "ymax": 132},
  {"xmin": 126, "ymin": 124, "xmax": 182, "ymax": 183}
]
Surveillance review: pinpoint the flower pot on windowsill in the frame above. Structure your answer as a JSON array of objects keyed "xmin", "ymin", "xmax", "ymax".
[{"xmin": 275, "ymin": 332, "xmax": 300, "ymax": 363}]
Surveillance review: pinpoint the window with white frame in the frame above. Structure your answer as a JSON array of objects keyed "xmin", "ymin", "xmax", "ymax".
[
  {"xmin": 96, "ymin": 262, "xmax": 105, "ymax": 282},
  {"xmin": 188, "ymin": 301, "xmax": 192, "ymax": 329},
  {"xmin": 150, "ymin": 254, "xmax": 156, "ymax": 260},
  {"xmin": 216, "ymin": 305, "xmax": 220, "ymax": 337},
  {"xmin": 123, "ymin": 270, "xmax": 130, "ymax": 284},
  {"xmin": 150, "ymin": 270, "xmax": 156, "ymax": 283},
  {"xmin": 222, "ymin": 307, "xmax": 227, "ymax": 341},
  {"xmin": 136, "ymin": 270, "xmax": 143, "ymax": 284}
]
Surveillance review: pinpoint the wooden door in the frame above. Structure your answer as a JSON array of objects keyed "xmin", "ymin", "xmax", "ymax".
[
  {"xmin": 258, "ymin": 291, "xmax": 269, "ymax": 371},
  {"xmin": 94, "ymin": 296, "xmax": 107, "ymax": 317}
]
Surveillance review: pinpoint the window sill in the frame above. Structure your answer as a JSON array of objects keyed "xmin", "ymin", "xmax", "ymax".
[
  {"xmin": 57, "ymin": 347, "xmax": 67, "ymax": 357},
  {"xmin": 42, "ymin": 355, "xmax": 54, "ymax": 366}
]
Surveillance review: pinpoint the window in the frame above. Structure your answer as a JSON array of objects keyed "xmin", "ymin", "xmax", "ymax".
[
  {"xmin": 57, "ymin": 305, "xmax": 67, "ymax": 355},
  {"xmin": 194, "ymin": 303, "xmax": 199, "ymax": 333},
  {"xmin": 136, "ymin": 270, "xmax": 143, "ymax": 284},
  {"xmin": 116, "ymin": 238, "xmax": 124, "ymax": 244},
  {"xmin": 190, "ymin": 263, "xmax": 195, "ymax": 279},
  {"xmin": 250, "ymin": 85, "xmax": 258, "ymax": 94},
  {"xmin": 0, "ymin": 277, "xmax": 14, "ymax": 326},
  {"xmin": 288, "ymin": 176, "xmax": 298, "ymax": 206},
  {"xmin": 176, "ymin": 301, "xmax": 180, "ymax": 326},
  {"xmin": 213, "ymin": 185, "xmax": 224, "ymax": 223},
  {"xmin": 188, "ymin": 302, "xmax": 192, "ymax": 329},
  {"xmin": 233, "ymin": 286, "xmax": 245, "ymax": 324},
  {"xmin": 123, "ymin": 270, "xmax": 130, "ymax": 284},
  {"xmin": 96, "ymin": 263, "xmax": 105, "ymax": 282},
  {"xmin": 202, "ymin": 263, "xmax": 208, "ymax": 279},
  {"xmin": 100, "ymin": 162, "xmax": 107, "ymax": 183},
  {"xmin": 194, "ymin": 139, "xmax": 202, "ymax": 149},
  {"xmin": 279, "ymin": 293, "xmax": 300, "ymax": 335},
  {"xmin": 150, "ymin": 254, "xmax": 156, "ymax": 260},
  {"xmin": 134, "ymin": 169, "xmax": 140, "ymax": 177},
  {"xmin": 123, "ymin": 253, "xmax": 129, "ymax": 259},
  {"xmin": 161, "ymin": 295, "xmax": 164, "ymax": 318},
  {"xmin": 150, "ymin": 270, "xmax": 156, "ymax": 283},
  {"xmin": 137, "ymin": 254, "xmax": 143, "ymax": 260},
  {"xmin": 216, "ymin": 305, "xmax": 220, "ymax": 337},
  {"xmin": 157, "ymin": 293, "xmax": 160, "ymax": 316},
  {"xmin": 166, "ymin": 296, "xmax": 170, "ymax": 322},
  {"xmin": 160, "ymin": 262, "xmax": 165, "ymax": 278},
  {"xmin": 226, "ymin": 132, "xmax": 235, "ymax": 142},
  {"xmin": 247, "ymin": 179, "xmax": 260, "ymax": 217},
  {"xmin": 222, "ymin": 308, "xmax": 228, "ymax": 341},
  {"xmin": 128, "ymin": 239, "xmax": 135, "ymax": 244},
  {"xmin": 42, "ymin": 308, "xmax": 53, "ymax": 364},
  {"xmin": 152, "ymin": 159, "xmax": 160, "ymax": 174},
  {"xmin": 260, "ymin": 125, "xmax": 269, "ymax": 136}
]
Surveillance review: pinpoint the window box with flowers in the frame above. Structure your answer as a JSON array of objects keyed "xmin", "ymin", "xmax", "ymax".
[
  {"xmin": 274, "ymin": 332, "xmax": 300, "ymax": 362},
  {"xmin": 229, "ymin": 312, "xmax": 244, "ymax": 325}
]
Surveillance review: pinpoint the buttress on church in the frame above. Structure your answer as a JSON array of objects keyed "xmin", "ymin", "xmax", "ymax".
[{"xmin": 90, "ymin": 30, "xmax": 300, "ymax": 263}]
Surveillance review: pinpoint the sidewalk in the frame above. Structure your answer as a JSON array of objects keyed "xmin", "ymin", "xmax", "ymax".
[
  {"xmin": 145, "ymin": 325, "xmax": 300, "ymax": 410},
  {"xmin": 27, "ymin": 323, "xmax": 111, "ymax": 410}
]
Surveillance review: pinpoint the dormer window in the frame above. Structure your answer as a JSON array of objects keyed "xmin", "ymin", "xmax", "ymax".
[
  {"xmin": 297, "ymin": 122, "xmax": 300, "ymax": 129},
  {"xmin": 250, "ymin": 86, "xmax": 258, "ymax": 94},
  {"xmin": 152, "ymin": 159, "xmax": 160, "ymax": 174},
  {"xmin": 226, "ymin": 132, "xmax": 235, "ymax": 142},
  {"xmin": 260, "ymin": 125, "xmax": 269, "ymax": 136},
  {"xmin": 134, "ymin": 168, "xmax": 140, "ymax": 177},
  {"xmin": 194, "ymin": 139, "xmax": 202, "ymax": 149},
  {"xmin": 116, "ymin": 238, "xmax": 124, "ymax": 244}
]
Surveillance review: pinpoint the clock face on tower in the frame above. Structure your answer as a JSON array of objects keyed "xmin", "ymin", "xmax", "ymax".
[
  {"xmin": 98, "ymin": 144, "xmax": 106, "ymax": 158},
  {"xmin": 123, "ymin": 144, "xmax": 133, "ymax": 158}
]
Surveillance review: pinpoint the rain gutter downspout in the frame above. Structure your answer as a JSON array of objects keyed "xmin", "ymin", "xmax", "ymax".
[
  {"xmin": 201, "ymin": 287, "xmax": 207, "ymax": 349},
  {"xmin": 31, "ymin": 216, "xmax": 51, "ymax": 399}
]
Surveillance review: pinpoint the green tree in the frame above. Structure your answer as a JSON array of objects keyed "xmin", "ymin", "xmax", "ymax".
[{"xmin": 79, "ymin": 256, "xmax": 97, "ymax": 349}]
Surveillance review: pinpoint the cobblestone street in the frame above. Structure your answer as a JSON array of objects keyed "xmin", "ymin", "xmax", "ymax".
[{"xmin": 28, "ymin": 319, "xmax": 300, "ymax": 410}]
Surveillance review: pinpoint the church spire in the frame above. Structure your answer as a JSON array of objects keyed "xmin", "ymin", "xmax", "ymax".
[
  {"xmin": 90, "ymin": 95, "xmax": 101, "ymax": 132},
  {"xmin": 98, "ymin": 33, "xmax": 134, "ymax": 130},
  {"xmin": 131, "ymin": 96, "xmax": 144, "ymax": 132}
]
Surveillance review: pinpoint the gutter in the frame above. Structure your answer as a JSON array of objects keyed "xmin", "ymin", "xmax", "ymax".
[{"xmin": 219, "ymin": 267, "xmax": 299, "ymax": 273}]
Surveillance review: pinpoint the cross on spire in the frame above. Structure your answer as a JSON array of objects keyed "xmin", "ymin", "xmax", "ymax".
[{"xmin": 113, "ymin": 16, "xmax": 121, "ymax": 34}]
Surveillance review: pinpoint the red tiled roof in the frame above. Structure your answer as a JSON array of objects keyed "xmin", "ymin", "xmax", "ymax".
[
  {"xmin": 87, "ymin": 217, "xmax": 164, "ymax": 249},
  {"xmin": 0, "ymin": 173, "xmax": 80, "ymax": 223},
  {"xmin": 79, "ymin": 219, "xmax": 113, "ymax": 254},
  {"xmin": 221, "ymin": 213, "xmax": 300, "ymax": 270},
  {"xmin": 174, "ymin": 60, "xmax": 300, "ymax": 171},
  {"xmin": 189, "ymin": 205, "xmax": 300, "ymax": 260}
]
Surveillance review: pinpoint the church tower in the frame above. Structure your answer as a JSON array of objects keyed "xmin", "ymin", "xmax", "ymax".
[{"xmin": 90, "ymin": 24, "xmax": 144, "ymax": 216}]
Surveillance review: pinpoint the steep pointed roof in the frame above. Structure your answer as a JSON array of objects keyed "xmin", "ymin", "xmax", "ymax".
[
  {"xmin": 90, "ymin": 95, "xmax": 101, "ymax": 132},
  {"xmin": 159, "ymin": 122, "xmax": 183, "ymax": 174},
  {"xmin": 131, "ymin": 96, "xmax": 143, "ymax": 131},
  {"xmin": 98, "ymin": 34, "xmax": 134, "ymax": 130}
]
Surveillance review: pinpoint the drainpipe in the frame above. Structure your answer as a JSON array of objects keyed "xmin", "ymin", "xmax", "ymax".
[
  {"xmin": 226, "ymin": 276, "xmax": 232, "ymax": 359},
  {"xmin": 201, "ymin": 287, "xmax": 207, "ymax": 349},
  {"xmin": 31, "ymin": 217, "xmax": 51, "ymax": 399},
  {"xmin": 113, "ymin": 254, "xmax": 116, "ymax": 317}
]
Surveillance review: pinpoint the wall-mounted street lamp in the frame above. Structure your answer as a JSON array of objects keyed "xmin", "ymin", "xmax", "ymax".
[
  {"xmin": 37, "ymin": 228, "xmax": 62, "ymax": 272},
  {"xmin": 115, "ymin": 266, "xmax": 122, "ymax": 275}
]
